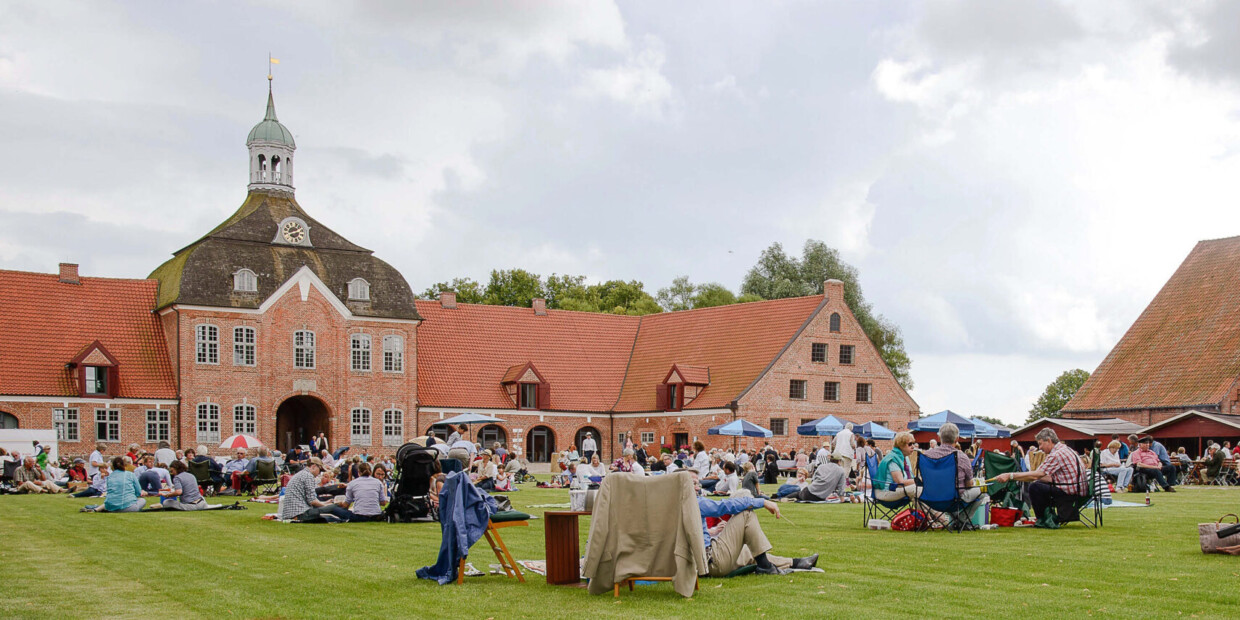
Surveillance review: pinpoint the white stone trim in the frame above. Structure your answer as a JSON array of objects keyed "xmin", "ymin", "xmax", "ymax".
[
  {"xmin": 0, "ymin": 395, "xmax": 179, "ymax": 405},
  {"xmin": 415, "ymin": 407, "xmax": 733, "ymax": 419}
]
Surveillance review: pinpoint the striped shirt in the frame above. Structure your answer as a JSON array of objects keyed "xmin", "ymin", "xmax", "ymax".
[{"xmin": 1041, "ymin": 443, "xmax": 1085, "ymax": 496}]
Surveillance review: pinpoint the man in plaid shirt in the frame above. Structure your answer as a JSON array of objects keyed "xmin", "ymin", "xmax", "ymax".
[
  {"xmin": 280, "ymin": 457, "xmax": 351, "ymax": 522},
  {"xmin": 995, "ymin": 428, "xmax": 1086, "ymax": 528}
]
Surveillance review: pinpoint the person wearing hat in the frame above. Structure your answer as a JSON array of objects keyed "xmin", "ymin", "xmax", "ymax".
[
  {"xmin": 279, "ymin": 457, "xmax": 352, "ymax": 522},
  {"xmin": 581, "ymin": 432, "xmax": 597, "ymax": 462},
  {"xmin": 1130, "ymin": 436, "xmax": 1175, "ymax": 492}
]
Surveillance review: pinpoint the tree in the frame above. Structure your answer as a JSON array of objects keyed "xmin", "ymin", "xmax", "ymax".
[
  {"xmin": 741, "ymin": 240, "xmax": 914, "ymax": 390},
  {"xmin": 656, "ymin": 276, "xmax": 696, "ymax": 312},
  {"xmin": 544, "ymin": 274, "xmax": 589, "ymax": 310},
  {"xmin": 1027, "ymin": 369, "xmax": 1091, "ymax": 424},
  {"xmin": 593, "ymin": 280, "xmax": 662, "ymax": 316},
  {"xmin": 692, "ymin": 283, "xmax": 736, "ymax": 309},
  {"xmin": 972, "ymin": 415, "xmax": 1007, "ymax": 427},
  {"xmin": 420, "ymin": 277, "xmax": 485, "ymax": 304},
  {"xmin": 483, "ymin": 269, "xmax": 545, "ymax": 307}
]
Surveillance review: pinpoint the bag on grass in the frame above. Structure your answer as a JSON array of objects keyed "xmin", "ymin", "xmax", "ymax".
[
  {"xmin": 1200, "ymin": 514, "xmax": 1240, "ymax": 554},
  {"xmin": 890, "ymin": 508, "xmax": 926, "ymax": 531}
]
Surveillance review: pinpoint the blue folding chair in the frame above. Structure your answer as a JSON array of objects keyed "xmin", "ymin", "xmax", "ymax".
[
  {"xmin": 861, "ymin": 453, "xmax": 910, "ymax": 528},
  {"xmin": 915, "ymin": 452, "xmax": 980, "ymax": 533}
]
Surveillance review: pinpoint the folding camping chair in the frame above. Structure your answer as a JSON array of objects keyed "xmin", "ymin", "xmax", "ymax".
[
  {"xmin": 915, "ymin": 452, "xmax": 980, "ymax": 533},
  {"xmin": 861, "ymin": 453, "xmax": 911, "ymax": 528},
  {"xmin": 251, "ymin": 459, "xmax": 281, "ymax": 496},
  {"xmin": 187, "ymin": 459, "xmax": 217, "ymax": 497},
  {"xmin": 1050, "ymin": 449, "xmax": 1101, "ymax": 528},
  {"xmin": 981, "ymin": 449, "xmax": 1026, "ymax": 512},
  {"xmin": 456, "ymin": 511, "xmax": 529, "ymax": 585}
]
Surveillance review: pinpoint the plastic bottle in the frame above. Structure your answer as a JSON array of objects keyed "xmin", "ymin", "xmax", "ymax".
[{"xmin": 1144, "ymin": 489, "xmax": 1150, "ymax": 506}]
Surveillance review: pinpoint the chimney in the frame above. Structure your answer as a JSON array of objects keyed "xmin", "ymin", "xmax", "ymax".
[
  {"xmin": 59, "ymin": 263, "xmax": 80, "ymax": 285},
  {"xmin": 439, "ymin": 291, "xmax": 457, "ymax": 309},
  {"xmin": 824, "ymin": 279, "xmax": 844, "ymax": 301},
  {"xmin": 532, "ymin": 298, "xmax": 547, "ymax": 316}
]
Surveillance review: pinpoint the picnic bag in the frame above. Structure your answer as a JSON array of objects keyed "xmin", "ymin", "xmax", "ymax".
[
  {"xmin": 991, "ymin": 506, "xmax": 1021, "ymax": 527},
  {"xmin": 1199, "ymin": 514, "xmax": 1240, "ymax": 554},
  {"xmin": 890, "ymin": 508, "xmax": 926, "ymax": 531}
]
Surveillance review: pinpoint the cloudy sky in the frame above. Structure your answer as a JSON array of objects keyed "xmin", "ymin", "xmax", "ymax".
[{"xmin": 4, "ymin": 1, "xmax": 1240, "ymax": 424}]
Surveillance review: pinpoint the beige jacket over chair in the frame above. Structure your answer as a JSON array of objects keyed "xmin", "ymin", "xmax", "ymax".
[{"xmin": 583, "ymin": 473, "xmax": 707, "ymax": 597}]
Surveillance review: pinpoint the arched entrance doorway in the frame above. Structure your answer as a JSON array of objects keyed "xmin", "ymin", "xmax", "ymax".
[
  {"xmin": 0, "ymin": 411, "xmax": 17, "ymax": 429},
  {"xmin": 275, "ymin": 395, "xmax": 330, "ymax": 454},
  {"xmin": 527, "ymin": 426, "xmax": 556, "ymax": 463},
  {"xmin": 575, "ymin": 426, "xmax": 602, "ymax": 460},
  {"xmin": 477, "ymin": 424, "xmax": 507, "ymax": 450}
]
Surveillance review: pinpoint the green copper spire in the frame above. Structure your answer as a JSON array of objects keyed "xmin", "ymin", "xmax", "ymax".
[
  {"xmin": 264, "ymin": 82, "xmax": 279, "ymax": 122},
  {"xmin": 246, "ymin": 80, "xmax": 295, "ymax": 147}
]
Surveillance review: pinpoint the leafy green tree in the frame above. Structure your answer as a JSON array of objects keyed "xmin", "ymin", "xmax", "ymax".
[
  {"xmin": 594, "ymin": 280, "xmax": 662, "ymax": 315},
  {"xmin": 656, "ymin": 276, "xmax": 696, "ymax": 312},
  {"xmin": 741, "ymin": 240, "xmax": 914, "ymax": 390},
  {"xmin": 736, "ymin": 293, "xmax": 764, "ymax": 304},
  {"xmin": 1027, "ymin": 369, "xmax": 1091, "ymax": 423},
  {"xmin": 420, "ymin": 277, "xmax": 485, "ymax": 304},
  {"xmin": 544, "ymin": 274, "xmax": 590, "ymax": 310},
  {"xmin": 692, "ymin": 283, "xmax": 737, "ymax": 308},
  {"xmin": 972, "ymin": 415, "xmax": 1007, "ymax": 427},
  {"xmin": 483, "ymin": 269, "xmax": 545, "ymax": 307}
]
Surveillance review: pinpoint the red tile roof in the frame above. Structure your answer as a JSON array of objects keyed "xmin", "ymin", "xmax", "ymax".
[
  {"xmin": 1065, "ymin": 236, "xmax": 1240, "ymax": 413},
  {"xmin": 0, "ymin": 269, "xmax": 177, "ymax": 399},
  {"xmin": 415, "ymin": 295, "xmax": 825, "ymax": 414},
  {"xmin": 415, "ymin": 301, "xmax": 639, "ymax": 412},
  {"xmin": 669, "ymin": 364, "xmax": 710, "ymax": 385},
  {"xmin": 615, "ymin": 296, "xmax": 824, "ymax": 412}
]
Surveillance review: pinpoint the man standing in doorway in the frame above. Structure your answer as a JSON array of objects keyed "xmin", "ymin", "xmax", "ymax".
[{"xmin": 581, "ymin": 432, "xmax": 597, "ymax": 462}]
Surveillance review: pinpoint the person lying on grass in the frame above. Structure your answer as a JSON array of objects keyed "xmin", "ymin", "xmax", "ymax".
[{"xmin": 688, "ymin": 470, "xmax": 817, "ymax": 576}]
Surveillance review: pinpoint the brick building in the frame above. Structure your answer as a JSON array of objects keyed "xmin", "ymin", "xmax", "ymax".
[
  {"xmin": 0, "ymin": 85, "xmax": 918, "ymax": 459},
  {"xmin": 1063, "ymin": 236, "xmax": 1240, "ymax": 427}
]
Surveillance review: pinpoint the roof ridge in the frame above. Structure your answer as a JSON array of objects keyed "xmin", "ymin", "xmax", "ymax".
[
  {"xmin": 644, "ymin": 293, "xmax": 823, "ymax": 319},
  {"xmin": 0, "ymin": 269, "xmax": 155, "ymax": 284}
]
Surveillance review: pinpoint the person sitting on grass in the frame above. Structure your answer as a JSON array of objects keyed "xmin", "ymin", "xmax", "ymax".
[
  {"xmin": 72, "ymin": 464, "xmax": 109, "ymax": 498},
  {"xmin": 426, "ymin": 473, "xmax": 448, "ymax": 522},
  {"xmin": 373, "ymin": 464, "xmax": 395, "ymax": 494},
  {"xmin": 740, "ymin": 461, "xmax": 765, "ymax": 498},
  {"xmin": 13, "ymin": 456, "xmax": 65, "ymax": 494},
  {"xmin": 280, "ymin": 457, "xmax": 352, "ymax": 522},
  {"xmin": 472, "ymin": 450, "xmax": 499, "ymax": 491},
  {"xmin": 64, "ymin": 459, "xmax": 91, "ymax": 493},
  {"xmin": 687, "ymin": 470, "xmax": 817, "ymax": 576},
  {"xmin": 712, "ymin": 461, "xmax": 740, "ymax": 495},
  {"xmin": 660, "ymin": 452, "xmax": 679, "ymax": 473},
  {"xmin": 771, "ymin": 467, "xmax": 809, "ymax": 500},
  {"xmin": 504, "ymin": 448, "xmax": 530, "ymax": 479},
  {"xmin": 89, "ymin": 456, "xmax": 147, "ymax": 512},
  {"xmin": 994, "ymin": 428, "xmax": 1087, "ymax": 528},
  {"xmin": 873, "ymin": 432, "xmax": 921, "ymax": 502},
  {"xmin": 333, "ymin": 462, "xmax": 388, "ymax": 522},
  {"xmin": 159, "ymin": 460, "xmax": 207, "ymax": 510},
  {"xmin": 1130, "ymin": 436, "xmax": 1176, "ymax": 493},
  {"xmin": 797, "ymin": 455, "xmax": 848, "ymax": 502},
  {"xmin": 134, "ymin": 455, "xmax": 172, "ymax": 494}
]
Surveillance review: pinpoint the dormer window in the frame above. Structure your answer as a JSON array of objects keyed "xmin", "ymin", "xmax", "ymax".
[
  {"xmin": 348, "ymin": 278, "xmax": 370, "ymax": 301},
  {"xmin": 502, "ymin": 362, "xmax": 548, "ymax": 410},
  {"xmin": 658, "ymin": 364, "xmax": 709, "ymax": 411},
  {"xmin": 519, "ymin": 383, "xmax": 538, "ymax": 409},
  {"xmin": 233, "ymin": 269, "xmax": 258, "ymax": 292},
  {"xmin": 84, "ymin": 366, "xmax": 108, "ymax": 395}
]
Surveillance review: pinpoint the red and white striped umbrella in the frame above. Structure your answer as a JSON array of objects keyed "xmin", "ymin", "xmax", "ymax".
[{"xmin": 219, "ymin": 434, "xmax": 263, "ymax": 450}]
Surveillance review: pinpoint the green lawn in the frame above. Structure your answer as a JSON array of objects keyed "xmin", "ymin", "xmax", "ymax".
[{"xmin": 2, "ymin": 483, "xmax": 1238, "ymax": 619}]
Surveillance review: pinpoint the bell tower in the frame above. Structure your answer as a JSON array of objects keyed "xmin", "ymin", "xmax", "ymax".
[{"xmin": 246, "ymin": 77, "xmax": 296, "ymax": 194}]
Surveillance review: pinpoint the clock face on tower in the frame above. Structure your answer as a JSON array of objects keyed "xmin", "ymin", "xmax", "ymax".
[{"xmin": 281, "ymin": 220, "xmax": 306, "ymax": 244}]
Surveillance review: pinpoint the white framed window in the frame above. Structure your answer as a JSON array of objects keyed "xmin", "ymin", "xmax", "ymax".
[
  {"xmin": 233, "ymin": 268, "xmax": 257, "ymax": 292},
  {"xmin": 196, "ymin": 324, "xmax": 219, "ymax": 364},
  {"xmin": 348, "ymin": 278, "xmax": 370, "ymax": 301},
  {"xmin": 146, "ymin": 409, "xmax": 170, "ymax": 443},
  {"xmin": 54, "ymin": 408, "xmax": 79, "ymax": 442},
  {"xmin": 351, "ymin": 334, "xmax": 372, "ymax": 371},
  {"xmin": 197, "ymin": 403, "xmax": 220, "ymax": 443},
  {"xmin": 351, "ymin": 408, "xmax": 372, "ymax": 446},
  {"xmin": 233, "ymin": 326, "xmax": 256, "ymax": 366},
  {"xmin": 233, "ymin": 404, "xmax": 257, "ymax": 436},
  {"xmin": 383, "ymin": 335, "xmax": 404, "ymax": 372},
  {"xmin": 294, "ymin": 330, "xmax": 315, "ymax": 369},
  {"xmin": 640, "ymin": 431, "xmax": 655, "ymax": 445},
  {"xmin": 95, "ymin": 409, "xmax": 120, "ymax": 442},
  {"xmin": 382, "ymin": 409, "xmax": 403, "ymax": 447}
]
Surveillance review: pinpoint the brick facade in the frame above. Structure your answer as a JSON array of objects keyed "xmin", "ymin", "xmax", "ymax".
[
  {"xmin": 0, "ymin": 400, "xmax": 178, "ymax": 455},
  {"xmin": 173, "ymin": 278, "xmax": 417, "ymax": 458}
]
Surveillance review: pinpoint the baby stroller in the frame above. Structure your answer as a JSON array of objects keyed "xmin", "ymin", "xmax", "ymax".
[{"xmin": 385, "ymin": 443, "xmax": 441, "ymax": 523}]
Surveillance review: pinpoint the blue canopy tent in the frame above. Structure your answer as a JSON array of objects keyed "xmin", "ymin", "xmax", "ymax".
[
  {"xmin": 967, "ymin": 417, "xmax": 1012, "ymax": 439},
  {"xmin": 708, "ymin": 420, "xmax": 773, "ymax": 438},
  {"xmin": 796, "ymin": 415, "xmax": 852, "ymax": 436},
  {"xmin": 855, "ymin": 421, "xmax": 896, "ymax": 440},
  {"xmin": 908, "ymin": 410, "xmax": 976, "ymax": 438}
]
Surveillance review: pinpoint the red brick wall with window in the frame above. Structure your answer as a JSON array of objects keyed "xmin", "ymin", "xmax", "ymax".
[{"xmin": 0, "ymin": 401, "xmax": 179, "ymax": 459}]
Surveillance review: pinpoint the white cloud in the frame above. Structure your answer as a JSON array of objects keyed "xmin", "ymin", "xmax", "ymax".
[{"xmin": 578, "ymin": 35, "xmax": 676, "ymax": 119}]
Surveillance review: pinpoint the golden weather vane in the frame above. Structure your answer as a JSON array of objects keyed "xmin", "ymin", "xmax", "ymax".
[{"xmin": 268, "ymin": 53, "xmax": 280, "ymax": 82}]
